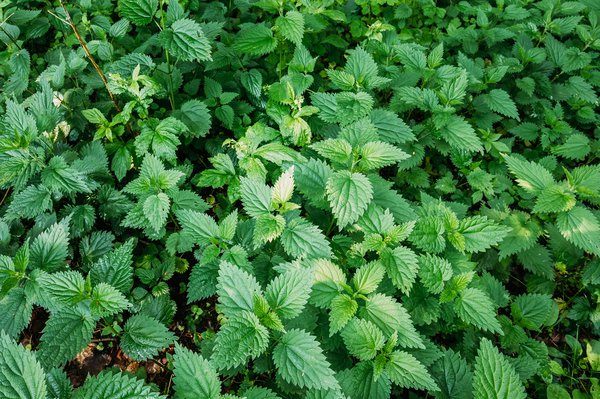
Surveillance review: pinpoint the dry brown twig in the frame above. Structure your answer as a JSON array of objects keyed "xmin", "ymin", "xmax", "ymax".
[{"xmin": 56, "ymin": 0, "xmax": 122, "ymax": 112}]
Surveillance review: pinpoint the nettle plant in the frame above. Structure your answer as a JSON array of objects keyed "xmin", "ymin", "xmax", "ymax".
[{"xmin": 1, "ymin": 0, "xmax": 600, "ymax": 397}]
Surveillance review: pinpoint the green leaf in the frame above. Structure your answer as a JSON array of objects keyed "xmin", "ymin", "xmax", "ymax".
[
  {"xmin": 311, "ymin": 259, "xmax": 346, "ymax": 308},
  {"xmin": 240, "ymin": 177, "xmax": 272, "ymax": 217},
  {"xmin": 439, "ymin": 116, "xmax": 483, "ymax": 153},
  {"xmin": 386, "ymin": 351, "xmax": 439, "ymax": 392},
  {"xmin": 7, "ymin": 185, "xmax": 52, "ymax": 219},
  {"xmin": 265, "ymin": 268, "xmax": 312, "ymax": 320},
  {"xmin": 174, "ymin": 100, "xmax": 211, "ymax": 137},
  {"xmin": 345, "ymin": 47, "xmax": 381, "ymax": 89},
  {"xmin": 511, "ymin": 294, "xmax": 554, "ymax": 331},
  {"xmin": 211, "ymin": 311, "xmax": 269, "ymax": 370},
  {"xmin": 484, "ymin": 89, "xmax": 519, "ymax": 120},
  {"xmin": 456, "ymin": 216, "xmax": 511, "ymax": 253},
  {"xmin": 431, "ymin": 350, "xmax": 473, "ymax": 399},
  {"xmin": 533, "ymin": 184, "xmax": 577, "ymax": 214},
  {"xmin": 504, "ymin": 155, "xmax": 555, "ymax": 194},
  {"xmin": 234, "ymin": 24, "xmax": 277, "ymax": 55},
  {"xmin": 341, "ymin": 318, "xmax": 385, "ymax": 361},
  {"xmin": 173, "ymin": 344, "xmax": 221, "ymax": 399},
  {"xmin": 454, "ymin": 288, "xmax": 502, "ymax": 334},
  {"xmin": 159, "ymin": 18, "xmax": 211, "ymax": 62},
  {"xmin": 37, "ymin": 308, "xmax": 95, "ymax": 369},
  {"xmin": 272, "ymin": 166, "xmax": 295, "ymax": 204},
  {"xmin": 281, "ymin": 218, "xmax": 331, "ymax": 259},
  {"xmin": 0, "ymin": 288, "xmax": 32, "ymax": 338},
  {"xmin": 311, "ymin": 139, "xmax": 353, "ymax": 166},
  {"xmin": 30, "ymin": 220, "xmax": 70, "ymax": 272},
  {"xmin": 380, "ymin": 246, "xmax": 419, "ymax": 295},
  {"xmin": 360, "ymin": 293, "xmax": 424, "ymax": 348},
  {"xmin": 120, "ymin": 315, "xmax": 176, "ymax": 361},
  {"xmin": 275, "ymin": 11, "xmax": 304, "ymax": 44},
  {"xmin": 118, "ymin": 0, "xmax": 158, "ymax": 25},
  {"xmin": 338, "ymin": 362, "xmax": 391, "ymax": 399},
  {"xmin": 329, "ymin": 294, "xmax": 358, "ymax": 335},
  {"xmin": 556, "ymin": 206, "xmax": 600, "ymax": 256},
  {"xmin": 0, "ymin": 331, "xmax": 46, "ymax": 399},
  {"xmin": 216, "ymin": 261, "xmax": 262, "ymax": 316},
  {"xmin": 326, "ymin": 171, "xmax": 373, "ymax": 229},
  {"xmin": 39, "ymin": 271, "xmax": 86, "ymax": 305},
  {"xmin": 143, "ymin": 193, "xmax": 170, "ymax": 232},
  {"xmin": 90, "ymin": 239, "xmax": 135, "ymax": 294},
  {"xmin": 90, "ymin": 283, "xmax": 130, "ymax": 318},
  {"xmin": 177, "ymin": 210, "xmax": 220, "ymax": 246},
  {"xmin": 273, "ymin": 329, "xmax": 339, "ymax": 390},
  {"xmin": 418, "ymin": 254, "xmax": 452, "ymax": 294},
  {"xmin": 371, "ymin": 109, "xmax": 415, "ymax": 144},
  {"xmin": 472, "ymin": 338, "xmax": 526, "ymax": 399},
  {"xmin": 359, "ymin": 141, "xmax": 410, "ymax": 171},
  {"xmin": 552, "ymin": 134, "xmax": 591, "ymax": 161},
  {"xmin": 73, "ymin": 370, "xmax": 165, "ymax": 399},
  {"xmin": 352, "ymin": 261, "xmax": 385, "ymax": 295},
  {"xmin": 254, "ymin": 214, "xmax": 285, "ymax": 245}
]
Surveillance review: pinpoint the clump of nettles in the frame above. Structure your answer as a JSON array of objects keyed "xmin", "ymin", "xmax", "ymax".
[{"xmin": 0, "ymin": 0, "xmax": 598, "ymax": 398}]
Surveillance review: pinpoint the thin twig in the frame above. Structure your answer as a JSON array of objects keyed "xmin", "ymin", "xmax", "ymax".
[
  {"xmin": 56, "ymin": 0, "xmax": 121, "ymax": 112},
  {"xmin": 0, "ymin": 189, "xmax": 11, "ymax": 207}
]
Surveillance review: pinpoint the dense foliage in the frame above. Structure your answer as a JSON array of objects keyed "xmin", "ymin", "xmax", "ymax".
[{"xmin": 0, "ymin": 0, "xmax": 599, "ymax": 397}]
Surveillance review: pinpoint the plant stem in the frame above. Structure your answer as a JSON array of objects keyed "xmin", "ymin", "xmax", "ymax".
[{"xmin": 57, "ymin": 0, "xmax": 121, "ymax": 113}]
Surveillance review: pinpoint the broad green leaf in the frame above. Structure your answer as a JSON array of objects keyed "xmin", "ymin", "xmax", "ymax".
[
  {"xmin": 120, "ymin": 315, "xmax": 176, "ymax": 361},
  {"xmin": 211, "ymin": 311, "xmax": 269, "ymax": 370},
  {"xmin": 381, "ymin": 246, "xmax": 419, "ymax": 295},
  {"xmin": 118, "ymin": 0, "xmax": 158, "ymax": 25},
  {"xmin": 504, "ymin": 155, "xmax": 555, "ymax": 194},
  {"xmin": 0, "ymin": 288, "xmax": 32, "ymax": 338},
  {"xmin": 177, "ymin": 210, "xmax": 220, "ymax": 246},
  {"xmin": 456, "ymin": 216, "xmax": 511, "ymax": 253},
  {"xmin": 37, "ymin": 308, "xmax": 95, "ymax": 369},
  {"xmin": 431, "ymin": 350, "xmax": 473, "ymax": 399},
  {"xmin": 360, "ymin": 293, "xmax": 424, "ymax": 348},
  {"xmin": 484, "ymin": 89, "xmax": 519, "ymax": 120},
  {"xmin": 341, "ymin": 318, "xmax": 385, "ymax": 361},
  {"xmin": 90, "ymin": 239, "xmax": 135, "ymax": 294},
  {"xmin": 272, "ymin": 166, "xmax": 295, "ymax": 204},
  {"xmin": 533, "ymin": 184, "xmax": 577, "ymax": 214},
  {"xmin": 454, "ymin": 288, "xmax": 502, "ymax": 334},
  {"xmin": 173, "ymin": 344, "xmax": 220, "ymax": 399},
  {"xmin": 352, "ymin": 261, "xmax": 385, "ymax": 295},
  {"xmin": 143, "ymin": 193, "xmax": 170, "ymax": 232},
  {"xmin": 386, "ymin": 351, "xmax": 439, "ymax": 392},
  {"xmin": 358, "ymin": 141, "xmax": 410, "ymax": 171},
  {"xmin": 472, "ymin": 338, "xmax": 526, "ymax": 399},
  {"xmin": 265, "ymin": 268, "xmax": 312, "ymax": 319},
  {"xmin": 439, "ymin": 116, "xmax": 483, "ymax": 153},
  {"xmin": 253, "ymin": 214, "xmax": 286, "ymax": 245},
  {"xmin": 234, "ymin": 24, "xmax": 277, "ymax": 55},
  {"xmin": 30, "ymin": 220, "xmax": 70, "ymax": 272},
  {"xmin": 240, "ymin": 177, "xmax": 272, "ymax": 217},
  {"xmin": 90, "ymin": 283, "xmax": 130, "ymax": 318},
  {"xmin": 329, "ymin": 294, "xmax": 358, "ymax": 335},
  {"xmin": 216, "ymin": 261, "xmax": 262, "ymax": 316},
  {"xmin": 73, "ymin": 370, "xmax": 165, "ymax": 399},
  {"xmin": 273, "ymin": 329, "xmax": 339, "ymax": 390},
  {"xmin": 418, "ymin": 254, "xmax": 452, "ymax": 294},
  {"xmin": 281, "ymin": 218, "xmax": 331, "ymax": 259},
  {"xmin": 510, "ymin": 294, "xmax": 554, "ymax": 331},
  {"xmin": 556, "ymin": 206, "xmax": 600, "ymax": 256},
  {"xmin": 159, "ymin": 18, "xmax": 212, "ymax": 62},
  {"xmin": 275, "ymin": 11, "xmax": 304, "ymax": 44},
  {"xmin": 0, "ymin": 331, "xmax": 46, "ymax": 399},
  {"xmin": 326, "ymin": 171, "xmax": 373, "ymax": 229}
]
